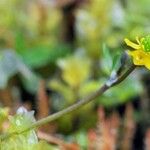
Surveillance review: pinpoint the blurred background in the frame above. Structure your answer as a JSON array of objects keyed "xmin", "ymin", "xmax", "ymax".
[{"xmin": 0, "ymin": 0, "xmax": 150, "ymax": 149}]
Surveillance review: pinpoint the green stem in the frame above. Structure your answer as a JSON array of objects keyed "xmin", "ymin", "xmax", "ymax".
[
  {"xmin": 0, "ymin": 65, "xmax": 136, "ymax": 141},
  {"xmin": 111, "ymin": 64, "xmax": 136, "ymax": 87}
]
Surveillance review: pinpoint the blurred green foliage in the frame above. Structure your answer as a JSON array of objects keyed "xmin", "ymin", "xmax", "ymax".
[
  {"xmin": 0, "ymin": 0, "xmax": 71, "ymax": 91},
  {"xmin": 0, "ymin": 0, "xmax": 150, "ymax": 148}
]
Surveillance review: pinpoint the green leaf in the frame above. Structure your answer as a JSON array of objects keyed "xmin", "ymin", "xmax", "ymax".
[
  {"xmin": 20, "ymin": 44, "xmax": 71, "ymax": 68},
  {"xmin": 0, "ymin": 107, "xmax": 38, "ymax": 150},
  {"xmin": 0, "ymin": 107, "xmax": 58, "ymax": 150},
  {"xmin": 15, "ymin": 31, "xmax": 26, "ymax": 53},
  {"xmin": 112, "ymin": 52, "xmax": 121, "ymax": 71},
  {"xmin": 101, "ymin": 44, "xmax": 113, "ymax": 75}
]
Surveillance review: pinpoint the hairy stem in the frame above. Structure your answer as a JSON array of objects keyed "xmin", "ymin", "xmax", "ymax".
[{"xmin": 0, "ymin": 64, "xmax": 136, "ymax": 141}]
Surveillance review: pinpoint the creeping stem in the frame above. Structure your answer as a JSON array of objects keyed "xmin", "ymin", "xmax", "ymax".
[{"xmin": 0, "ymin": 64, "xmax": 136, "ymax": 141}]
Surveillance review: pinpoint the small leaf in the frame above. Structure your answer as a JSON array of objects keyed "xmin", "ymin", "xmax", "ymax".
[
  {"xmin": 101, "ymin": 44, "xmax": 113, "ymax": 75},
  {"xmin": 15, "ymin": 31, "xmax": 26, "ymax": 53},
  {"xmin": 102, "ymin": 44, "xmax": 112, "ymax": 66},
  {"xmin": 112, "ymin": 52, "xmax": 121, "ymax": 71}
]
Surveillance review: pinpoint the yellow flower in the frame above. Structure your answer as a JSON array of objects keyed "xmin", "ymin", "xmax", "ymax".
[
  {"xmin": 57, "ymin": 56, "xmax": 91, "ymax": 88},
  {"xmin": 124, "ymin": 36, "xmax": 150, "ymax": 70}
]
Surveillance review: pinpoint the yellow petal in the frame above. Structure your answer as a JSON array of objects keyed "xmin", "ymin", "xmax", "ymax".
[
  {"xmin": 128, "ymin": 50, "xmax": 145, "ymax": 65},
  {"xmin": 144, "ymin": 56, "xmax": 150, "ymax": 70},
  {"xmin": 136, "ymin": 36, "xmax": 140, "ymax": 44},
  {"xmin": 145, "ymin": 63, "xmax": 150, "ymax": 70},
  {"xmin": 124, "ymin": 38, "xmax": 141, "ymax": 49},
  {"xmin": 128, "ymin": 50, "xmax": 150, "ymax": 68}
]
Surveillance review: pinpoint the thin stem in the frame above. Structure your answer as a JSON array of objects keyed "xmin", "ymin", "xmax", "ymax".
[
  {"xmin": 19, "ymin": 84, "xmax": 109, "ymax": 134},
  {"xmin": 0, "ymin": 65, "xmax": 136, "ymax": 141},
  {"xmin": 111, "ymin": 64, "xmax": 136, "ymax": 87}
]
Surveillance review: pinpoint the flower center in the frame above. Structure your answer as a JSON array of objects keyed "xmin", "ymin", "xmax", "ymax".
[{"xmin": 141, "ymin": 35, "xmax": 150, "ymax": 52}]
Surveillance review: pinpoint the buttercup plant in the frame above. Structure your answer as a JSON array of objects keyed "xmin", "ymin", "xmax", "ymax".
[{"xmin": 1, "ymin": 37, "xmax": 149, "ymax": 142}]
